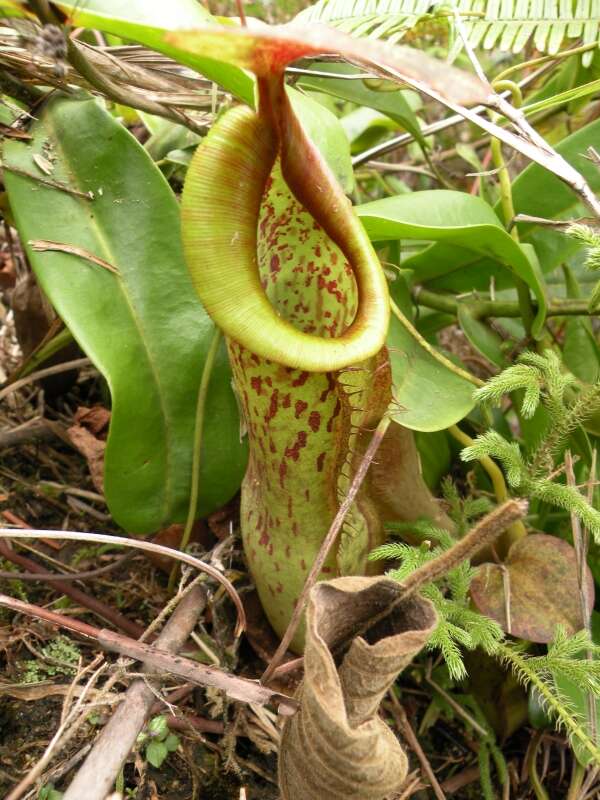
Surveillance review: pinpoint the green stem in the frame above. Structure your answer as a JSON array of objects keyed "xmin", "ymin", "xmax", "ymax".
[
  {"xmin": 489, "ymin": 135, "xmax": 535, "ymax": 337},
  {"xmin": 414, "ymin": 289, "xmax": 594, "ymax": 319},
  {"xmin": 168, "ymin": 328, "xmax": 222, "ymax": 592},
  {"xmin": 495, "ymin": 41, "xmax": 599, "ymax": 84},
  {"xmin": 488, "ymin": 75, "xmax": 539, "ymax": 341},
  {"xmin": 527, "ymin": 730, "xmax": 551, "ymax": 800},
  {"xmin": 566, "ymin": 760, "xmax": 586, "ymax": 800}
]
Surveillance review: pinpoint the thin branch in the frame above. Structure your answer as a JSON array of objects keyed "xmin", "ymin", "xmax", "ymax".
[
  {"xmin": 0, "ymin": 539, "xmax": 144, "ymax": 638},
  {"xmin": 414, "ymin": 288, "xmax": 596, "ymax": 319},
  {"xmin": 352, "ymin": 61, "xmax": 555, "ymax": 166},
  {"xmin": 388, "ymin": 690, "xmax": 447, "ymax": 800},
  {"xmin": 62, "ymin": 585, "xmax": 206, "ymax": 800},
  {"xmin": 0, "ymin": 550, "xmax": 133, "ymax": 582},
  {"xmin": 0, "ymin": 593, "xmax": 297, "ymax": 714},
  {"xmin": 0, "ymin": 527, "xmax": 246, "ymax": 636},
  {"xmin": 0, "ymin": 358, "xmax": 92, "ymax": 402}
]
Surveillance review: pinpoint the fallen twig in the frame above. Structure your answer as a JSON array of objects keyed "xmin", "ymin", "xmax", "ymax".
[
  {"xmin": 0, "ymin": 593, "xmax": 298, "ymax": 716},
  {"xmin": 0, "ymin": 417, "xmax": 70, "ymax": 449},
  {"xmin": 29, "ymin": 240, "xmax": 120, "ymax": 275},
  {"xmin": 0, "ymin": 540, "xmax": 144, "ymax": 637},
  {"xmin": 387, "ymin": 690, "xmax": 446, "ymax": 800},
  {"xmin": 62, "ymin": 585, "xmax": 205, "ymax": 800},
  {"xmin": 0, "ymin": 527, "xmax": 246, "ymax": 635},
  {"xmin": 0, "ymin": 550, "xmax": 133, "ymax": 582},
  {"xmin": 0, "ymin": 358, "xmax": 92, "ymax": 402},
  {"xmin": 1, "ymin": 162, "xmax": 94, "ymax": 199}
]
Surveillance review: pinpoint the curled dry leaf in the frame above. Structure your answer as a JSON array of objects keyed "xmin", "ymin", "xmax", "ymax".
[
  {"xmin": 470, "ymin": 533, "xmax": 594, "ymax": 643},
  {"xmin": 67, "ymin": 405, "xmax": 111, "ymax": 493},
  {"xmin": 67, "ymin": 424, "xmax": 106, "ymax": 494},
  {"xmin": 74, "ymin": 404, "xmax": 111, "ymax": 435},
  {"xmin": 278, "ymin": 576, "xmax": 437, "ymax": 800}
]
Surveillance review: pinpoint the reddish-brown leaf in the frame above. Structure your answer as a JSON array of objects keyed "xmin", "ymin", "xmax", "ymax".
[{"xmin": 470, "ymin": 534, "xmax": 594, "ymax": 643}]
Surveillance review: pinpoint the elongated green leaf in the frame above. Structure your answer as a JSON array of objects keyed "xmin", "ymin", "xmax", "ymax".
[
  {"xmin": 53, "ymin": 0, "xmax": 354, "ymax": 191},
  {"xmin": 3, "ymin": 92, "xmax": 246, "ymax": 533},
  {"xmin": 357, "ymin": 190, "xmax": 548, "ymax": 336},
  {"xmin": 407, "ymin": 120, "xmax": 600, "ymax": 292},
  {"xmin": 457, "ymin": 306, "xmax": 506, "ymax": 368}
]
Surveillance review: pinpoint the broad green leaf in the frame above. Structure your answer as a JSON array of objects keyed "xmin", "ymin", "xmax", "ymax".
[
  {"xmin": 414, "ymin": 430, "xmax": 451, "ymax": 489},
  {"xmin": 164, "ymin": 733, "xmax": 180, "ymax": 752},
  {"xmin": 387, "ymin": 309, "xmax": 476, "ymax": 432},
  {"xmin": 341, "ymin": 106, "xmax": 401, "ymax": 150},
  {"xmin": 457, "ymin": 306, "xmax": 506, "ymax": 368},
  {"xmin": 562, "ymin": 266, "xmax": 600, "ymax": 436},
  {"xmin": 53, "ymin": 0, "xmax": 354, "ymax": 191},
  {"xmin": 512, "ymin": 119, "xmax": 600, "ymax": 273},
  {"xmin": 564, "ymin": 316, "xmax": 600, "ymax": 386},
  {"xmin": 145, "ymin": 740, "xmax": 168, "ymax": 768},
  {"xmin": 407, "ymin": 120, "xmax": 600, "ymax": 292},
  {"xmin": 357, "ymin": 190, "xmax": 548, "ymax": 337},
  {"xmin": 3, "ymin": 93, "xmax": 246, "ymax": 533},
  {"xmin": 141, "ymin": 115, "xmax": 201, "ymax": 162},
  {"xmin": 148, "ymin": 715, "xmax": 169, "ymax": 738}
]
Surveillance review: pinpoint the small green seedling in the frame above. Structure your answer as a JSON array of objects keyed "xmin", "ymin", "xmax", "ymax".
[{"xmin": 137, "ymin": 715, "xmax": 180, "ymax": 769}]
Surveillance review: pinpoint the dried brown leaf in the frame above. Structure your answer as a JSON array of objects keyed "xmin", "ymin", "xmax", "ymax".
[
  {"xmin": 279, "ymin": 576, "xmax": 437, "ymax": 800},
  {"xmin": 67, "ymin": 424, "xmax": 105, "ymax": 493},
  {"xmin": 470, "ymin": 534, "xmax": 595, "ymax": 643}
]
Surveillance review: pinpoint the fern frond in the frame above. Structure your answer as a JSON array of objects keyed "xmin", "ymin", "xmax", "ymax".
[
  {"xmin": 531, "ymin": 479, "xmax": 600, "ymax": 539},
  {"xmin": 448, "ymin": 604, "xmax": 504, "ymax": 654},
  {"xmin": 460, "ymin": 430, "xmax": 526, "ymax": 487},
  {"xmin": 447, "ymin": 560, "xmax": 474, "ymax": 602},
  {"xmin": 496, "ymin": 642, "xmax": 600, "ymax": 766},
  {"xmin": 567, "ymin": 223, "xmax": 600, "ymax": 272},
  {"xmin": 368, "ymin": 540, "xmax": 414, "ymax": 561},
  {"xmin": 462, "ymin": 495, "xmax": 493, "ymax": 520},
  {"xmin": 473, "ymin": 362, "xmax": 542, "ymax": 409},
  {"xmin": 297, "ymin": 0, "xmax": 435, "ymax": 44},
  {"xmin": 386, "ymin": 518, "xmax": 452, "ymax": 540},
  {"xmin": 426, "ymin": 617, "xmax": 470, "ymax": 680},
  {"xmin": 296, "ymin": 0, "xmax": 600, "ymax": 66}
]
